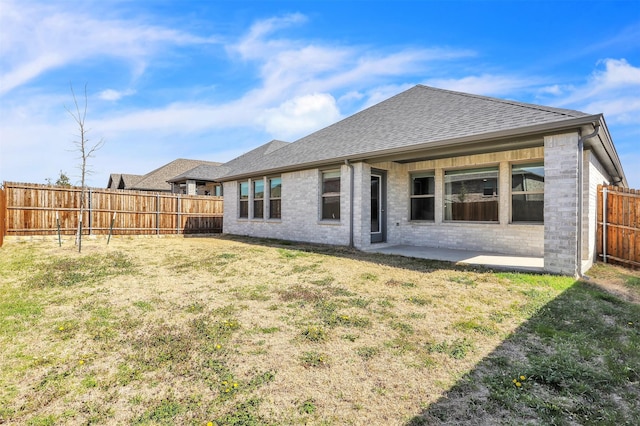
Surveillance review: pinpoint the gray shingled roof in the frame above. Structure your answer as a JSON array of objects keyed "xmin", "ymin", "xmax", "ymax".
[
  {"xmin": 168, "ymin": 140, "xmax": 289, "ymax": 183},
  {"xmin": 107, "ymin": 174, "xmax": 121, "ymax": 189},
  {"xmin": 220, "ymin": 85, "xmax": 595, "ymax": 179},
  {"xmin": 221, "ymin": 140, "xmax": 290, "ymax": 175},
  {"xmin": 130, "ymin": 159, "xmax": 222, "ymax": 191},
  {"xmin": 120, "ymin": 174, "xmax": 143, "ymax": 189},
  {"xmin": 168, "ymin": 164, "xmax": 231, "ymax": 182}
]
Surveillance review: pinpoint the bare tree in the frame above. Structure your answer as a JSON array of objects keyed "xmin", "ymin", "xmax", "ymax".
[{"xmin": 66, "ymin": 83, "xmax": 105, "ymax": 252}]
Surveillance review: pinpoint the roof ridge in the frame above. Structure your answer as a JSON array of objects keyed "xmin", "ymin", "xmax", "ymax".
[
  {"xmin": 415, "ymin": 84, "xmax": 586, "ymax": 118},
  {"xmin": 264, "ymin": 140, "xmax": 290, "ymax": 155},
  {"xmin": 140, "ymin": 159, "xmax": 221, "ymax": 178}
]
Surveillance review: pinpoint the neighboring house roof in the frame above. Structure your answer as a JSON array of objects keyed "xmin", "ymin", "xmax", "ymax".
[
  {"xmin": 218, "ymin": 85, "xmax": 625, "ymax": 184},
  {"xmin": 108, "ymin": 159, "xmax": 222, "ymax": 191},
  {"xmin": 167, "ymin": 141, "xmax": 289, "ymax": 183},
  {"xmin": 131, "ymin": 159, "xmax": 222, "ymax": 191},
  {"xmin": 107, "ymin": 173, "xmax": 144, "ymax": 190},
  {"xmin": 107, "ymin": 174, "xmax": 121, "ymax": 189},
  {"xmin": 119, "ymin": 174, "xmax": 143, "ymax": 189},
  {"xmin": 168, "ymin": 164, "xmax": 231, "ymax": 183}
]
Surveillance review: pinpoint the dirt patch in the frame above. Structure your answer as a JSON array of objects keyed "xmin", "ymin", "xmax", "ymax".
[{"xmin": 586, "ymin": 263, "xmax": 640, "ymax": 304}]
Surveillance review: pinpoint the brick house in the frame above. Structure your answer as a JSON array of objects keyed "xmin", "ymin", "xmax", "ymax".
[
  {"xmin": 107, "ymin": 159, "xmax": 222, "ymax": 194},
  {"xmin": 218, "ymin": 85, "xmax": 627, "ymax": 276}
]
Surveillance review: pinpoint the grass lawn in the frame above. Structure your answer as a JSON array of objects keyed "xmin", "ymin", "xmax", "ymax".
[{"xmin": 0, "ymin": 236, "xmax": 638, "ymax": 425}]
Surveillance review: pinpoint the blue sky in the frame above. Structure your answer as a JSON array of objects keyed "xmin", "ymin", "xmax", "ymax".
[{"xmin": 1, "ymin": 0, "xmax": 639, "ymax": 187}]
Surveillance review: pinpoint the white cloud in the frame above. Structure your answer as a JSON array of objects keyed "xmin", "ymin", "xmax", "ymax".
[
  {"xmin": 259, "ymin": 93, "xmax": 341, "ymax": 140},
  {"xmin": 549, "ymin": 58, "xmax": 640, "ymax": 122},
  {"xmin": 231, "ymin": 14, "xmax": 474, "ymax": 104},
  {"xmin": 234, "ymin": 13, "xmax": 308, "ymax": 60},
  {"xmin": 595, "ymin": 58, "xmax": 640, "ymax": 86},
  {"xmin": 537, "ymin": 84, "xmax": 569, "ymax": 96},
  {"xmin": 0, "ymin": 0, "xmax": 217, "ymax": 95},
  {"xmin": 582, "ymin": 98, "xmax": 640, "ymax": 124},
  {"xmin": 98, "ymin": 89, "xmax": 136, "ymax": 101},
  {"xmin": 92, "ymin": 97, "xmax": 267, "ymax": 136},
  {"xmin": 0, "ymin": 9, "xmax": 477, "ymax": 186},
  {"xmin": 419, "ymin": 59, "xmax": 640, "ymax": 128},
  {"xmin": 425, "ymin": 74, "xmax": 535, "ymax": 97}
]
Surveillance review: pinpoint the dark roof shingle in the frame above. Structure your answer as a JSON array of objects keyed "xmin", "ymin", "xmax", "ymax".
[
  {"xmin": 130, "ymin": 159, "xmax": 222, "ymax": 191},
  {"xmin": 221, "ymin": 85, "xmax": 592, "ymax": 179}
]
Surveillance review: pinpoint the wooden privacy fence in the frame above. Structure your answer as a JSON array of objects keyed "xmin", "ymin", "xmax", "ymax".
[
  {"xmin": 597, "ymin": 184, "xmax": 640, "ymax": 268},
  {"xmin": 1, "ymin": 182, "xmax": 223, "ymax": 245},
  {"xmin": 0, "ymin": 186, "xmax": 6, "ymax": 247}
]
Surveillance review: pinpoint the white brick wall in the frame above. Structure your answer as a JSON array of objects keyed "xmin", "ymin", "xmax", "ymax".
[
  {"xmin": 223, "ymin": 166, "xmax": 351, "ymax": 246},
  {"xmin": 352, "ymin": 162, "xmax": 370, "ymax": 248},
  {"xmin": 377, "ymin": 149, "xmax": 545, "ymax": 257},
  {"xmin": 544, "ymin": 132, "xmax": 579, "ymax": 275},
  {"xmin": 583, "ymin": 150, "xmax": 609, "ymax": 271},
  {"xmin": 223, "ymin": 139, "xmax": 614, "ymax": 275}
]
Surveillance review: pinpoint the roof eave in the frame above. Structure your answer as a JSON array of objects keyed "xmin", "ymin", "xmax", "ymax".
[
  {"xmin": 581, "ymin": 116, "xmax": 627, "ymax": 187},
  {"xmin": 167, "ymin": 177, "xmax": 222, "ymax": 183}
]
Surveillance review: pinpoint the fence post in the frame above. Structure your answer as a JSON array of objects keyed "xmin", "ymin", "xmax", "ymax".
[
  {"xmin": 177, "ymin": 194, "xmax": 181, "ymax": 235},
  {"xmin": 0, "ymin": 185, "xmax": 5, "ymax": 248},
  {"xmin": 88, "ymin": 188, "xmax": 92, "ymax": 235},
  {"xmin": 603, "ymin": 186, "xmax": 608, "ymax": 263},
  {"xmin": 56, "ymin": 211, "xmax": 61, "ymax": 247},
  {"xmin": 156, "ymin": 193, "xmax": 160, "ymax": 235}
]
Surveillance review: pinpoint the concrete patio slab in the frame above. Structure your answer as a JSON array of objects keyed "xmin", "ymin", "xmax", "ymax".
[{"xmin": 363, "ymin": 244, "xmax": 545, "ymax": 273}]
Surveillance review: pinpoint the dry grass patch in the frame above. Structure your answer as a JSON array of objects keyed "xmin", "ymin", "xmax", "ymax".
[{"xmin": 1, "ymin": 236, "xmax": 638, "ymax": 425}]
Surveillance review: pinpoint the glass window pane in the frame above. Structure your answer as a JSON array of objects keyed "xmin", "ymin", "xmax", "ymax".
[
  {"xmin": 322, "ymin": 196, "xmax": 340, "ymax": 220},
  {"xmin": 322, "ymin": 171, "xmax": 341, "ymax": 194},
  {"xmin": 411, "ymin": 198, "xmax": 435, "ymax": 221},
  {"xmin": 371, "ymin": 199, "xmax": 379, "ymax": 232},
  {"xmin": 239, "ymin": 200, "xmax": 248, "ymax": 218},
  {"xmin": 512, "ymin": 194, "xmax": 544, "ymax": 222},
  {"xmin": 253, "ymin": 200, "xmax": 263, "ymax": 218},
  {"xmin": 512, "ymin": 163, "xmax": 544, "ymax": 191},
  {"xmin": 269, "ymin": 199, "xmax": 281, "ymax": 219},
  {"xmin": 445, "ymin": 168, "xmax": 498, "ymax": 221},
  {"xmin": 270, "ymin": 178, "xmax": 281, "ymax": 198},
  {"xmin": 412, "ymin": 175, "xmax": 434, "ymax": 195},
  {"xmin": 253, "ymin": 180, "xmax": 264, "ymax": 198},
  {"xmin": 512, "ymin": 162, "xmax": 544, "ymax": 223},
  {"xmin": 239, "ymin": 182, "xmax": 249, "ymax": 199}
]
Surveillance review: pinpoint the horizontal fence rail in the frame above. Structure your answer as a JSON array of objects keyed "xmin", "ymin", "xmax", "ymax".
[
  {"xmin": 597, "ymin": 184, "xmax": 640, "ymax": 268},
  {"xmin": 1, "ymin": 182, "xmax": 223, "ymax": 243}
]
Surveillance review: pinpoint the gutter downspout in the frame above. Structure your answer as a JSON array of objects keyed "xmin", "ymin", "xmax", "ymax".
[
  {"xmin": 345, "ymin": 160, "xmax": 354, "ymax": 248},
  {"xmin": 577, "ymin": 123, "xmax": 600, "ymax": 276}
]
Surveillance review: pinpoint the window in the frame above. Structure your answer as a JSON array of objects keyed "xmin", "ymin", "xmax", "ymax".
[
  {"xmin": 321, "ymin": 170, "xmax": 340, "ymax": 220},
  {"xmin": 444, "ymin": 167, "xmax": 499, "ymax": 222},
  {"xmin": 512, "ymin": 162, "xmax": 544, "ymax": 222},
  {"xmin": 410, "ymin": 173, "xmax": 435, "ymax": 220},
  {"xmin": 253, "ymin": 179, "xmax": 264, "ymax": 218},
  {"xmin": 269, "ymin": 177, "xmax": 282, "ymax": 219},
  {"xmin": 214, "ymin": 184, "xmax": 223, "ymax": 197},
  {"xmin": 239, "ymin": 181, "xmax": 249, "ymax": 218}
]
